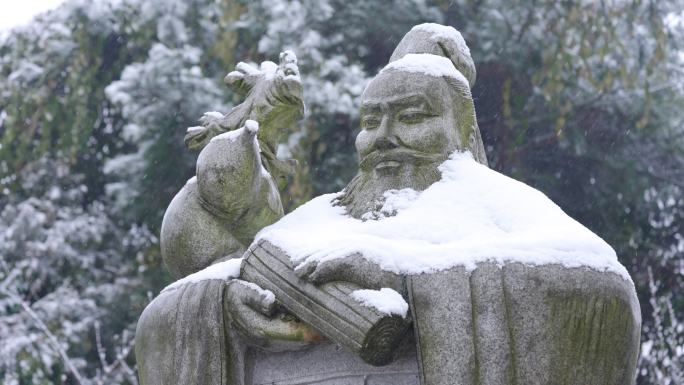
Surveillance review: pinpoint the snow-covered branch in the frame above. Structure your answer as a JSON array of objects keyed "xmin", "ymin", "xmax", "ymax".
[{"xmin": 0, "ymin": 288, "xmax": 86, "ymax": 385}]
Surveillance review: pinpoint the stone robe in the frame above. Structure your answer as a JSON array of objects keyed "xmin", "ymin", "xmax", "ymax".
[{"xmin": 135, "ymin": 260, "xmax": 640, "ymax": 385}]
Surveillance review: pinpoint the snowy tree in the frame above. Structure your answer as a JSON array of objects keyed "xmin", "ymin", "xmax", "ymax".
[
  {"xmin": 104, "ymin": 42, "xmax": 226, "ymax": 224},
  {"xmin": 0, "ymin": 157, "xmax": 155, "ymax": 384},
  {"xmin": 638, "ymin": 267, "xmax": 684, "ymax": 385}
]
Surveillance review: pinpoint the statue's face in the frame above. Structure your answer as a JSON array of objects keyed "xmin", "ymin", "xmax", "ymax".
[
  {"xmin": 339, "ymin": 70, "xmax": 467, "ymax": 218},
  {"xmin": 355, "ymin": 71, "xmax": 461, "ymax": 189}
]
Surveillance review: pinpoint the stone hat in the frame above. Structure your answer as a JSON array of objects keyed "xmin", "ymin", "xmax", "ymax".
[{"xmin": 387, "ymin": 23, "xmax": 476, "ymax": 89}]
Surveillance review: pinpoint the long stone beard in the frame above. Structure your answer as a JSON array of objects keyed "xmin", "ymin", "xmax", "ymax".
[{"xmin": 336, "ymin": 160, "xmax": 443, "ymax": 219}]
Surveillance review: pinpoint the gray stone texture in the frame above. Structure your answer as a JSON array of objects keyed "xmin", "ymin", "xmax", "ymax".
[
  {"xmin": 136, "ymin": 263, "xmax": 640, "ymax": 385},
  {"xmin": 160, "ymin": 181, "xmax": 246, "ymax": 278},
  {"xmin": 249, "ymin": 335, "xmax": 420, "ymax": 385},
  {"xmin": 242, "ymin": 240, "xmax": 411, "ymax": 366},
  {"xmin": 408, "ymin": 263, "xmax": 640, "ymax": 385},
  {"xmin": 135, "ymin": 280, "xmax": 233, "ymax": 385},
  {"xmin": 160, "ymin": 52, "xmax": 304, "ymax": 279},
  {"xmin": 136, "ymin": 277, "xmax": 420, "ymax": 385},
  {"xmin": 138, "ymin": 51, "xmax": 312, "ymax": 385}
]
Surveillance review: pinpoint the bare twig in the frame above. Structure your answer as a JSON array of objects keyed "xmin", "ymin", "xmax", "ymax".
[
  {"xmin": 95, "ymin": 321, "xmax": 108, "ymax": 374},
  {"xmin": 93, "ymin": 321, "xmax": 138, "ymax": 385}
]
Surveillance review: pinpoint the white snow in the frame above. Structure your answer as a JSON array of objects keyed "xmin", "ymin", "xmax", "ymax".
[
  {"xmin": 260, "ymin": 61, "xmax": 278, "ymax": 73},
  {"xmin": 204, "ymin": 111, "xmax": 224, "ymax": 119},
  {"xmin": 260, "ymin": 61, "xmax": 278, "ymax": 80},
  {"xmin": 380, "ymin": 188, "xmax": 419, "ymax": 214},
  {"xmin": 260, "ymin": 165, "xmax": 271, "ymax": 179},
  {"xmin": 381, "ymin": 53, "xmax": 469, "ymax": 87},
  {"xmin": 664, "ymin": 11, "xmax": 683, "ymax": 30},
  {"xmin": 0, "ymin": 0, "xmax": 65, "ymax": 31},
  {"xmin": 186, "ymin": 126, "xmax": 203, "ymax": 133},
  {"xmin": 236, "ymin": 280, "xmax": 276, "ymax": 307},
  {"xmin": 361, "ymin": 188, "xmax": 420, "ymax": 220},
  {"xmin": 209, "ymin": 121, "xmax": 258, "ymax": 143},
  {"xmin": 7, "ymin": 62, "xmax": 44, "ymax": 83},
  {"xmin": 281, "ymin": 50, "xmax": 297, "ymax": 64},
  {"xmin": 351, "ymin": 288, "xmax": 409, "ymax": 318},
  {"xmin": 210, "ymin": 127, "xmax": 244, "ymax": 143},
  {"xmin": 185, "ymin": 176, "xmax": 197, "ymax": 185},
  {"xmin": 244, "ymin": 119, "xmax": 259, "ymax": 133},
  {"xmin": 162, "ymin": 258, "xmax": 243, "ymax": 293},
  {"xmin": 412, "ymin": 23, "xmax": 471, "ymax": 56},
  {"xmin": 256, "ymin": 151, "xmax": 632, "ymax": 282},
  {"xmin": 160, "ymin": 259, "xmax": 276, "ymax": 305}
]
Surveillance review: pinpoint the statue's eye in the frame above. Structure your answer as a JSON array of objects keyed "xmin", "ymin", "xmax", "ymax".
[
  {"xmin": 398, "ymin": 111, "xmax": 429, "ymax": 124},
  {"xmin": 362, "ymin": 116, "xmax": 381, "ymax": 129}
]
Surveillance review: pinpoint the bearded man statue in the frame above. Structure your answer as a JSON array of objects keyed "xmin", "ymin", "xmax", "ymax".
[{"xmin": 136, "ymin": 23, "xmax": 640, "ymax": 385}]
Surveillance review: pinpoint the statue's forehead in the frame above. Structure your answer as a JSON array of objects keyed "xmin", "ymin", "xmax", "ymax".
[{"xmin": 361, "ymin": 71, "xmax": 446, "ymax": 106}]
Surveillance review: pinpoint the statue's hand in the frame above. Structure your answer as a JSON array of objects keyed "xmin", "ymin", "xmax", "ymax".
[
  {"xmin": 224, "ymin": 279, "xmax": 324, "ymax": 351},
  {"xmin": 294, "ymin": 254, "xmax": 405, "ymax": 295},
  {"xmin": 184, "ymin": 112, "xmax": 226, "ymax": 151},
  {"xmin": 198, "ymin": 111, "xmax": 226, "ymax": 131}
]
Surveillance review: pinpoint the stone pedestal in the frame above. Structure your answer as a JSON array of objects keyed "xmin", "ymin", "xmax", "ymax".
[{"xmin": 249, "ymin": 338, "xmax": 419, "ymax": 385}]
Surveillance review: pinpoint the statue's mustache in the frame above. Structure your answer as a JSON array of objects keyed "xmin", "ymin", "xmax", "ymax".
[{"xmin": 358, "ymin": 148, "xmax": 443, "ymax": 171}]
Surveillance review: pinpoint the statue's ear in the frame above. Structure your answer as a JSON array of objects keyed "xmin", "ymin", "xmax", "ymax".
[
  {"xmin": 224, "ymin": 62, "xmax": 260, "ymax": 95},
  {"xmin": 184, "ymin": 127, "xmax": 210, "ymax": 151}
]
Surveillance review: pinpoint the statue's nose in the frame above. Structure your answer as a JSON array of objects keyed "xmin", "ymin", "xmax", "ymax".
[
  {"xmin": 374, "ymin": 136, "xmax": 399, "ymax": 151},
  {"xmin": 374, "ymin": 115, "xmax": 399, "ymax": 150}
]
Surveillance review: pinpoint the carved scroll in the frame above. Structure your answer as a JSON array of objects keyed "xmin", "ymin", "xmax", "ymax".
[{"xmin": 241, "ymin": 240, "xmax": 410, "ymax": 366}]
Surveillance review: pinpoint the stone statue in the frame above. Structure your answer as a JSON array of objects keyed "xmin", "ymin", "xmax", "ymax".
[
  {"xmin": 136, "ymin": 23, "xmax": 641, "ymax": 385},
  {"xmin": 161, "ymin": 51, "xmax": 304, "ymax": 278},
  {"xmin": 136, "ymin": 51, "xmax": 322, "ymax": 385}
]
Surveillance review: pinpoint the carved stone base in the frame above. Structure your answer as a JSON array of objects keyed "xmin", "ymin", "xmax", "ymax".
[{"xmin": 249, "ymin": 338, "xmax": 419, "ymax": 385}]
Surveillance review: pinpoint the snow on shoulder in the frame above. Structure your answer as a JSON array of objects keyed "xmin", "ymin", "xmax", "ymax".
[
  {"xmin": 381, "ymin": 53, "xmax": 469, "ymax": 87},
  {"xmin": 210, "ymin": 120, "xmax": 258, "ymax": 143},
  {"xmin": 210, "ymin": 127, "xmax": 244, "ymax": 143},
  {"xmin": 256, "ymin": 152, "xmax": 632, "ymax": 282},
  {"xmin": 162, "ymin": 258, "xmax": 243, "ymax": 293}
]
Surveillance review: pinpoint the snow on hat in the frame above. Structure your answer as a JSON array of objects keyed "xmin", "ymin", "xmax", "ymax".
[{"xmin": 386, "ymin": 23, "xmax": 476, "ymax": 89}]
